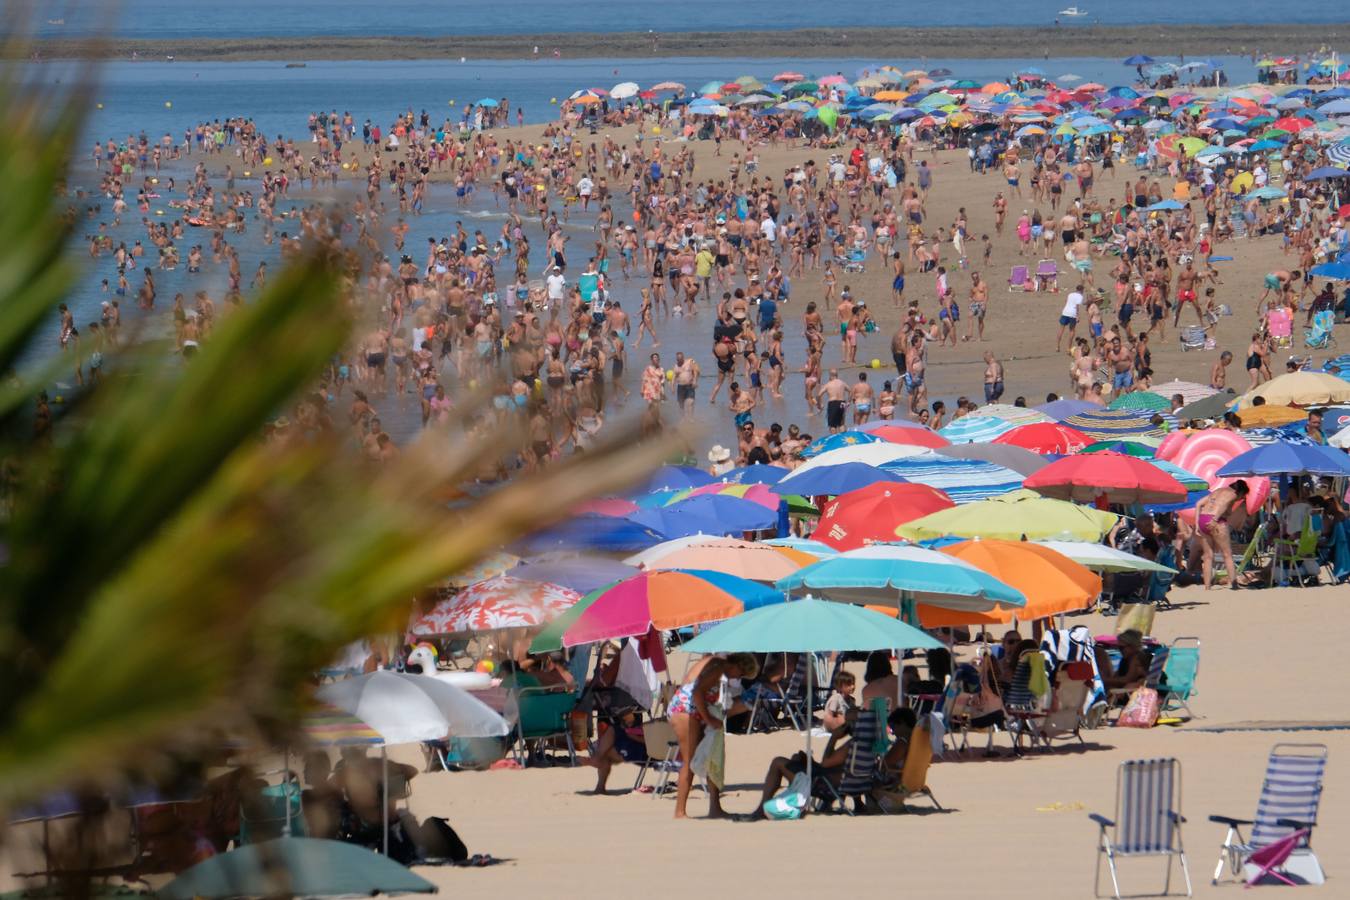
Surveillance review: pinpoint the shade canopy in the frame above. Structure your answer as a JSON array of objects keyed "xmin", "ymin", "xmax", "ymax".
[
  {"xmin": 897, "ymin": 489, "xmax": 1118, "ymax": 541},
  {"xmin": 316, "ymin": 671, "xmax": 509, "ymax": 745},
  {"xmin": 636, "ymin": 537, "xmax": 816, "ymax": 581},
  {"xmin": 410, "ymin": 575, "xmax": 579, "ymax": 634},
  {"xmin": 1023, "ymin": 451, "xmax": 1188, "ymax": 505},
  {"xmin": 1216, "ymin": 441, "xmax": 1350, "ymax": 477},
  {"xmin": 934, "ymin": 442, "xmax": 1050, "ymax": 476},
  {"xmin": 776, "ymin": 543, "xmax": 1025, "ymax": 612},
  {"xmin": 814, "ymin": 482, "xmax": 955, "ymax": 550},
  {"xmin": 771, "ymin": 461, "xmax": 906, "ymax": 497},
  {"xmin": 679, "ymin": 598, "xmax": 941, "ymax": 654},
  {"xmin": 1034, "ymin": 540, "xmax": 1177, "ymax": 573},
  {"xmin": 158, "ymin": 838, "xmax": 436, "ymax": 899},
  {"xmin": 993, "ymin": 421, "xmax": 1092, "ymax": 454},
  {"xmin": 925, "ymin": 539, "xmax": 1102, "ymax": 625},
  {"xmin": 1237, "ymin": 372, "xmax": 1350, "ymax": 408},
  {"xmin": 508, "ymin": 558, "xmax": 641, "ymax": 595}
]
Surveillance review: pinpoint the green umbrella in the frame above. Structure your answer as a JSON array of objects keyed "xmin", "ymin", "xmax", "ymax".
[
  {"xmin": 816, "ymin": 105, "xmax": 839, "ymax": 131},
  {"xmin": 1081, "ymin": 440, "xmax": 1157, "ymax": 457},
  {"xmin": 1109, "ymin": 391, "xmax": 1170, "ymax": 413},
  {"xmin": 157, "ymin": 838, "xmax": 436, "ymax": 898}
]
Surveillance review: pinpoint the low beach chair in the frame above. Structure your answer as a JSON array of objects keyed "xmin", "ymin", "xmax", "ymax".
[
  {"xmin": 1209, "ymin": 743, "xmax": 1327, "ymax": 886},
  {"xmin": 510, "ymin": 687, "xmax": 577, "ymax": 766},
  {"xmin": 1160, "ymin": 638, "xmax": 1199, "ymax": 718},
  {"xmin": 1008, "ymin": 264, "xmax": 1030, "ymax": 292},
  {"xmin": 1035, "ymin": 258, "xmax": 1060, "ymax": 292},
  {"xmin": 1004, "ymin": 654, "xmax": 1050, "ymax": 752},
  {"xmin": 1107, "ymin": 647, "xmax": 1169, "ymax": 724},
  {"xmin": 875, "ymin": 722, "xmax": 942, "ymax": 813},
  {"xmin": 634, "ymin": 718, "xmax": 702, "ymax": 797},
  {"xmin": 1272, "ymin": 517, "xmax": 1321, "ymax": 586},
  {"xmin": 1305, "ymin": 309, "xmax": 1336, "ymax": 350},
  {"xmin": 1216, "ymin": 521, "xmax": 1267, "ymax": 585},
  {"xmin": 1041, "ymin": 661, "xmax": 1093, "ymax": 745},
  {"xmin": 841, "ymin": 245, "xmax": 866, "ymax": 274},
  {"xmin": 1090, "ymin": 758, "xmax": 1192, "ymax": 899},
  {"xmin": 816, "ymin": 708, "xmax": 882, "ymax": 815}
]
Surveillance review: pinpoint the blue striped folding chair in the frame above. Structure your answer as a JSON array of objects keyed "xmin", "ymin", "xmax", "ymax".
[
  {"xmin": 815, "ymin": 708, "xmax": 883, "ymax": 815},
  {"xmin": 1090, "ymin": 757, "xmax": 1192, "ymax": 899},
  {"xmin": 1209, "ymin": 743, "xmax": 1327, "ymax": 886}
]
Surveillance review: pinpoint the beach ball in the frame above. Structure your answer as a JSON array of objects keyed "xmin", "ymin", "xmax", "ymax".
[
  {"xmin": 475, "ymin": 659, "xmax": 495, "ymax": 674},
  {"xmin": 550, "ymin": 97, "xmax": 557, "ymax": 104},
  {"xmin": 666, "ymin": 369, "xmax": 675, "ymax": 380},
  {"xmin": 263, "ymin": 156, "xmax": 273, "ymax": 166},
  {"xmin": 164, "ymin": 101, "xmax": 172, "ymax": 108},
  {"xmin": 870, "ymin": 358, "xmax": 881, "ymax": 369},
  {"xmin": 652, "ymin": 126, "xmax": 661, "ymax": 135}
]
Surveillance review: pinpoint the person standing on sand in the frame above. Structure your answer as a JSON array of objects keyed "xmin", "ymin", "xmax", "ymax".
[
  {"xmin": 818, "ymin": 368, "xmax": 849, "ymax": 434},
  {"xmin": 1056, "ymin": 285, "xmax": 1085, "ymax": 352},
  {"xmin": 965, "ymin": 271, "xmax": 988, "ymax": 342},
  {"xmin": 667, "ymin": 654, "xmax": 757, "ymax": 819}
]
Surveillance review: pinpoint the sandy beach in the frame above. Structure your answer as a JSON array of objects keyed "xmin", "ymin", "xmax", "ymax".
[
  {"xmin": 27, "ymin": 24, "xmax": 1350, "ymax": 62},
  {"xmin": 381, "ymin": 582, "xmax": 1350, "ymax": 899}
]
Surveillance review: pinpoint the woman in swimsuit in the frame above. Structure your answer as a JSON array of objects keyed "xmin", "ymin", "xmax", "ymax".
[
  {"xmin": 667, "ymin": 653, "xmax": 759, "ymax": 819},
  {"xmin": 1195, "ymin": 480, "xmax": 1249, "ymax": 590}
]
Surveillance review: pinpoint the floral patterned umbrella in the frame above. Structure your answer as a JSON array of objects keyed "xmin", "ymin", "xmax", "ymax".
[{"xmin": 410, "ymin": 575, "xmax": 579, "ymax": 635}]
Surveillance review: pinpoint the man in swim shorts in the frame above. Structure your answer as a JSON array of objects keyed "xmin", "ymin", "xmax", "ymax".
[{"xmin": 817, "ymin": 368, "xmax": 849, "ymax": 434}]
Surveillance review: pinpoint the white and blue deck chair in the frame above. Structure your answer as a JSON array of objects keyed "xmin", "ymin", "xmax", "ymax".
[
  {"xmin": 1209, "ymin": 743, "xmax": 1328, "ymax": 886},
  {"xmin": 815, "ymin": 707, "xmax": 884, "ymax": 815},
  {"xmin": 1091, "ymin": 757, "xmax": 1192, "ymax": 899}
]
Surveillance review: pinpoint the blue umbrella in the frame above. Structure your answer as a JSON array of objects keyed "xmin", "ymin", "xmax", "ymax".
[
  {"xmin": 1217, "ymin": 441, "xmax": 1350, "ymax": 477},
  {"xmin": 475, "ymin": 97, "xmax": 500, "ymax": 107},
  {"xmin": 761, "ymin": 536, "xmax": 841, "ymax": 556},
  {"xmin": 525, "ymin": 514, "xmax": 667, "ymax": 552},
  {"xmin": 1037, "ymin": 398, "xmax": 1099, "ymax": 420},
  {"xmin": 799, "ymin": 430, "xmax": 884, "ymax": 458},
  {"xmin": 717, "ymin": 464, "xmax": 790, "ymax": 485},
  {"xmin": 628, "ymin": 506, "xmax": 733, "ymax": 538},
  {"xmin": 509, "ymin": 558, "xmax": 640, "ymax": 595},
  {"xmin": 1123, "ymin": 55, "xmax": 1155, "ymax": 66},
  {"xmin": 1309, "ymin": 261, "xmax": 1350, "ymax": 281},
  {"xmin": 768, "ymin": 462, "xmax": 906, "ymax": 497},
  {"xmin": 1146, "ymin": 199, "xmax": 1184, "ymax": 211},
  {"xmin": 776, "ymin": 543, "xmax": 1025, "ymax": 613},
  {"xmin": 665, "ymin": 494, "xmax": 780, "ymax": 532},
  {"xmin": 638, "ymin": 464, "xmax": 714, "ymax": 493}
]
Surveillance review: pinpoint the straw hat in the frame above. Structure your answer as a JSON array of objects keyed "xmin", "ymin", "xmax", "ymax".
[{"xmin": 707, "ymin": 444, "xmax": 733, "ymax": 464}]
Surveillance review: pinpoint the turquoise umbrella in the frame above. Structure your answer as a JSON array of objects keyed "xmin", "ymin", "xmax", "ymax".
[
  {"xmin": 681, "ymin": 598, "xmax": 940, "ymax": 793},
  {"xmin": 158, "ymin": 838, "xmax": 436, "ymax": 898}
]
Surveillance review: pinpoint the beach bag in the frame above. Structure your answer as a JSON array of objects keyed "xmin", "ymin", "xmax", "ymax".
[
  {"xmin": 1118, "ymin": 687, "xmax": 1160, "ymax": 729},
  {"xmin": 762, "ymin": 772, "xmax": 810, "ymax": 820},
  {"xmin": 413, "ymin": 816, "xmax": 469, "ymax": 863}
]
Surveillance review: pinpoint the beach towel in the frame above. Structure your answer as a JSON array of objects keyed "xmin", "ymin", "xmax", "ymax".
[
  {"xmin": 762, "ymin": 772, "xmax": 809, "ymax": 820},
  {"xmin": 690, "ymin": 703, "xmax": 725, "ymax": 789},
  {"xmin": 1023, "ymin": 651, "xmax": 1049, "ymax": 698},
  {"xmin": 615, "ymin": 641, "xmax": 660, "ymax": 711}
]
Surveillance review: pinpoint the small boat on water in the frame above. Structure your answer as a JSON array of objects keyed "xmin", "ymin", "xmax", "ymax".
[
  {"xmin": 1058, "ymin": 6, "xmax": 1089, "ymax": 16},
  {"xmin": 285, "ymin": 62, "xmax": 308, "ymax": 68}
]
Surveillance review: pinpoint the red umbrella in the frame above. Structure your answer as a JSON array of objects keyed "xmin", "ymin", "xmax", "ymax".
[
  {"xmin": 773, "ymin": 71, "xmax": 806, "ymax": 82},
  {"xmin": 816, "ymin": 482, "xmax": 955, "ymax": 550},
  {"xmin": 1023, "ymin": 451, "xmax": 1186, "ymax": 505},
  {"xmin": 1272, "ymin": 116, "xmax": 1312, "ymax": 133},
  {"xmin": 993, "ymin": 422, "xmax": 1092, "ymax": 455},
  {"xmin": 721, "ymin": 83, "xmax": 743, "ymax": 94},
  {"xmin": 869, "ymin": 424, "xmax": 950, "ymax": 450}
]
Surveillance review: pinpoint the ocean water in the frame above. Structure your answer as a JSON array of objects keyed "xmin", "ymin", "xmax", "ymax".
[{"xmin": 33, "ymin": 0, "xmax": 1350, "ymax": 37}]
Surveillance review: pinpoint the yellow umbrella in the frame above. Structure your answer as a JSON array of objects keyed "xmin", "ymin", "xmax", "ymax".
[
  {"xmin": 1237, "ymin": 372, "xmax": 1350, "ymax": 408},
  {"xmin": 1230, "ymin": 171, "xmax": 1255, "ymax": 193},
  {"xmin": 874, "ymin": 89, "xmax": 907, "ymax": 101},
  {"xmin": 1236, "ymin": 404, "xmax": 1308, "ymax": 428},
  {"xmin": 897, "ymin": 489, "xmax": 1117, "ymax": 542}
]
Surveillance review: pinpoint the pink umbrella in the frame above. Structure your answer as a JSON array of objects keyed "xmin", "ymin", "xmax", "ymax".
[
  {"xmin": 670, "ymin": 481, "xmax": 781, "ymax": 510},
  {"xmin": 410, "ymin": 576, "xmax": 579, "ymax": 634},
  {"xmin": 819, "ymin": 74, "xmax": 848, "ymax": 86},
  {"xmin": 773, "ymin": 71, "xmax": 805, "ymax": 82},
  {"xmin": 574, "ymin": 496, "xmax": 640, "ymax": 516}
]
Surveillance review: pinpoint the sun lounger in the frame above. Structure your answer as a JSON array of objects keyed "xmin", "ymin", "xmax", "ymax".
[
  {"xmin": 1090, "ymin": 757, "xmax": 1192, "ymax": 899},
  {"xmin": 1209, "ymin": 743, "xmax": 1327, "ymax": 886},
  {"xmin": 1035, "ymin": 258, "xmax": 1059, "ymax": 292}
]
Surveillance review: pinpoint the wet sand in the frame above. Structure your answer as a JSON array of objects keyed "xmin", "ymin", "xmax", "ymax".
[{"xmin": 28, "ymin": 24, "xmax": 1349, "ymax": 62}]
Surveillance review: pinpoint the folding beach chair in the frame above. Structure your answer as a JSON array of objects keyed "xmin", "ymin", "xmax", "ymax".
[
  {"xmin": 1040, "ymin": 661, "xmax": 1093, "ymax": 745},
  {"xmin": 1266, "ymin": 307, "xmax": 1293, "ymax": 349},
  {"xmin": 1004, "ymin": 654, "xmax": 1050, "ymax": 753},
  {"xmin": 1305, "ymin": 309, "xmax": 1337, "ymax": 350},
  {"xmin": 633, "ymin": 718, "xmax": 703, "ymax": 797},
  {"xmin": 815, "ymin": 708, "xmax": 883, "ymax": 815},
  {"xmin": 510, "ymin": 687, "xmax": 577, "ymax": 766},
  {"xmin": 1209, "ymin": 743, "xmax": 1327, "ymax": 886},
  {"xmin": 1035, "ymin": 258, "xmax": 1060, "ymax": 292},
  {"xmin": 1160, "ymin": 638, "xmax": 1199, "ymax": 719},
  {"xmin": 1008, "ymin": 264, "xmax": 1030, "ymax": 292},
  {"xmin": 1107, "ymin": 646, "xmax": 1169, "ymax": 723},
  {"xmin": 1216, "ymin": 522, "xmax": 1267, "ymax": 585},
  {"xmin": 842, "ymin": 245, "xmax": 866, "ymax": 274},
  {"xmin": 1271, "ymin": 517, "xmax": 1321, "ymax": 587},
  {"xmin": 883, "ymin": 722, "xmax": 942, "ymax": 812},
  {"xmin": 1090, "ymin": 758, "xmax": 1192, "ymax": 899}
]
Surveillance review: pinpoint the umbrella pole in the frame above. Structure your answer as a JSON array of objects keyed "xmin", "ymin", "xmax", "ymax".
[
  {"xmin": 283, "ymin": 746, "xmax": 292, "ymax": 838},
  {"xmin": 805, "ymin": 655, "xmax": 812, "ymax": 812},
  {"xmin": 382, "ymin": 747, "xmax": 389, "ymax": 856}
]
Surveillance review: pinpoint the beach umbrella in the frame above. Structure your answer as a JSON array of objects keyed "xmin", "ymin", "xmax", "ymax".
[
  {"xmin": 610, "ymin": 81, "xmax": 639, "ymax": 100},
  {"xmin": 1237, "ymin": 371, "xmax": 1350, "ymax": 408},
  {"xmin": 776, "ymin": 544, "xmax": 1025, "ymax": 615},
  {"xmin": 898, "ymin": 489, "xmax": 1117, "ymax": 542},
  {"xmin": 1216, "ymin": 441, "xmax": 1350, "ymax": 477},
  {"xmin": 1237, "ymin": 405, "xmax": 1308, "ymax": 428},
  {"xmin": 665, "ymin": 494, "xmax": 779, "ymax": 532},
  {"xmin": 869, "ymin": 424, "xmax": 950, "ymax": 449},
  {"xmin": 1081, "ymin": 440, "xmax": 1157, "ymax": 458},
  {"xmin": 773, "ymin": 71, "xmax": 805, "ymax": 82},
  {"xmin": 639, "ymin": 464, "xmax": 714, "ymax": 492},
  {"xmin": 762, "ymin": 536, "xmax": 841, "ymax": 556},
  {"xmin": 1034, "ymin": 540, "xmax": 1177, "ymax": 574},
  {"xmin": 628, "ymin": 504, "xmax": 738, "ymax": 539},
  {"xmin": 769, "ymin": 461, "xmax": 904, "ymax": 497},
  {"xmin": 573, "ymin": 496, "xmax": 639, "ymax": 516},
  {"xmin": 1109, "ymin": 390, "xmax": 1171, "ymax": 412},
  {"xmin": 508, "ymin": 558, "xmax": 640, "ymax": 595},
  {"xmin": 1023, "ymin": 451, "xmax": 1187, "ymax": 505},
  {"xmin": 1036, "ymin": 398, "xmax": 1099, "ymax": 420},
  {"xmin": 992, "ymin": 421, "xmax": 1092, "ymax": 454},
  {"xmin": 800, "ymin": 429, "xmax": 884, "ymax": 458},
  {"xmin": 934, "ymin": 442, "xmax": 1050, "ymax": 477},
  {"xmin": 1123, "ymin": 55, "xmax": 1155, "ymax": 66},
  {"xmin": 926, "ymin": 540, "xmax": 1101, "ymax": 625},
  {"xmin": 1304, "ymin": 166, "xmax": 1350, "ymax": 180},
  {"xmin": 409, "ymin": 575, "xmax": 580, "ymax": 635},
  {"xmin": 571, "ymin": 93, "xmax": 602, "ymax": 105},
  {"xmin": 816, "ymin": 105, "xmax": 839, "ymax": 131},
  {"xmin": 1177, "ymin": 391, "xmax": 1237, "ymax": 420},
  {"xmin": 316, "ymin": 671, "xmax": 509, "ymax": 744},
  {"xmin": 879, "ymin": 451, "xmax": 1024, "ymax": 503},
  {"xmin": 1309, "ymin": 260, "xmax": 1350, "ymax": 280},
  {"xmin": 474, "ymin": 97, "xmax": 499, "ymax": 107},
  {"xmin": 697, "ymin": 80, "xmax": 723, "ymax": 95},
  {"xmin": 636, "ymin": 537, "xmax": 817, "ymax": 581},
  {"xmin": 814, "ymin": 483, "xmax": 955, "ymax": 550},
  {"xmin": 1246, "ymin": 186, "xmax": 1288, "ymax": 201},
  {"xmin": 715, "ymin": 464, "xmax": 791, "ymax": 485},
  {"xmin": 530, "ymin": 569, "xmax": 782, "ymax": 650},
  {"xmin": 1062, "ymin": 407, "xmax": 1167, "ymax": 440},
  {"xmin": 445, "ymin": 550, "xmax": 519, "ymax": 587},
  {"xmin": 938, "ymin": 414, "xmax": 1021, "ymax": 443},
  {"xmin": 666, "ymin": 481, "xmax": 782, "ymax": 511},
  {"xmin": 786, "ymin": 441, "xmax": 927, "ymax": 479},
  {"xmin": 649, "ymin": 81, "xmax": 686, "ymax": 92},
  {"xmin": 1152, "ymin": 380, "xmax": 1219, "ymax": 405},
  {"xmin": 158, "ymin": 839, "xmax": 436, "ymax": 899},
  {"xmin": 525, "ymin": 513, "xmax": 667, "ymax": 552}
]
